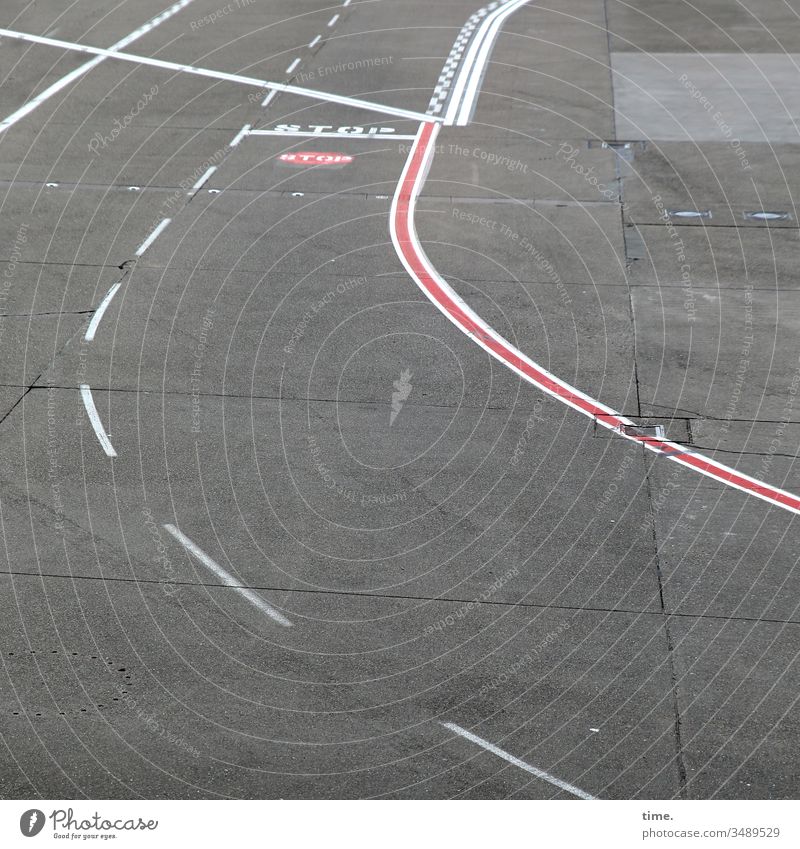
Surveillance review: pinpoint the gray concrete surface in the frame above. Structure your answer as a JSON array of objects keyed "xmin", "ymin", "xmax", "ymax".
[{"xmin": 0, "ymin": 0, "xmax": 798, "ymax": 801}]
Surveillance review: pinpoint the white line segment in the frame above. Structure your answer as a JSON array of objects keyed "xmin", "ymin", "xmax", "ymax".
[
  {"xmin": 0, "ymin": 28, "xmax": 439, "ymax": 123},
  {"xmin": 261, "ymin": 89, "xmax": 279, "ymax": 108},
  {"xmin": 162, "ymin": 524, "xmax": 293, "ymax": 626},
  {"xmin": 80, "ymin": 385, "xmax": 117, "ymax": 457},
  {"xmin": 0, "ymin": 0, "xmax": 197, "ymax": 135},
  {"xmin": 84, "ymin": 281, "xmax": 122, "ymax": 341},
  {"xmin": 286, "ymin": 57, "xmax": 301, "ymax": 75},
  {"xmin": 135, "ymin": 218, "xmax": 171, "ymax": 256},
  {"xmin": 189, "ymin": 165, "xmax": 217, "ymax": 194},
  {"xmin": 309, "ymin": 35, "xmax": 321, "ymax": 48},
  {"xmin": 444, "ymin": 0, "xmax": 531, "ymax": 125},
  {"xmin": 441, "ymin": 722, "xmax": 596, "ymax": 799},
  {"xmin": 248, "ymin": 129, "xmax": 418, "ymax": 139},
  {"xmin": 328, "ymin": 14, "xmax": 340, "ymax": 27},
  {"xmin": 229, "ymin": 124, "xmax": 251, "ymax": 147}
]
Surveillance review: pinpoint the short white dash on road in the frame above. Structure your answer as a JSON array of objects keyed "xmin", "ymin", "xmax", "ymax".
[
  {"xmin": 80, "ymin": 385, "xmax": 117, "ymax": 458},
  {"xmin": 441, "ymin": 722, "xmax": 596, "ymax": 800},
  {"xmin": 189, "ymin": 165, "xmax": 217, "ymax": 194},
  {"xmin": 163, "ymin": 524, "xmax": 293, "ymax": 627},
  {"xmin": 286, "ymin": 57, "xmax": 301, "ymax": 75},
  {"xmin": 309, "ymin": 34, "xmax": 321, "ymax": 48},
  {"xmin": 0, "ymin": 0, "xmax": 197, "ymax": 135},
  {"xmin": 342, "ymin": 0, "xmax": 352, "ymax": 6},
  {"xmin": 261, "ymin": 89, "xmax": 278, "ymax": 108},
  {"xmin": 229, "ymin": 124, "xmax": 251, "ymax": 147},
  {"xmin": 84, "ymin": 281, "xmax": 122, "ymax": 342},
  {"xmin": 328, "ymin": 13, "xmax": 340, "ymax": 27},
  {"xmin": 135, "ymin": 218, "xmax": 171, "ymax": 256}
]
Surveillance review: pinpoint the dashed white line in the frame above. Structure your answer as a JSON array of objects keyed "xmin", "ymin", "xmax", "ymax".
[
  {"xmin": 135, "ymin": 217, "xmax": 171, "ymax": 256},
  {"xmin": 162, "ymin": 524, "xmax": 293, "ymax": 627},
  {"xmin": 261, "ymin": 89, "xmax": 279, "ymax": 108},
  {"xmin": 189, "ymin": 165, "xmax": 217, "ymax": 194},
  {"xmin": 0, "ymin": 0, "xmax": 197, "ymax": 135},
  {"xmin": 328, "ymin": 13, "xmax": 340, "ymax": 27},
  {"xmin": 0, "ymin": 28, "xmax": 438, "ymax": 123},
  {"xmin": 84, "ymin": 281, "xmax": 122, "ymax": 342},
  {"xmin": 80, "ymin": 385, "xmax": 117, "ymax": 458},
  {"xmin": 342, "ymin": 0, "xmax": 352, "ymax": 6},
  {"xmin": 441, "ymin": 722, "xmax": 596, "ymax": 800},
  {"xmin": 309, "ymin": 34, "xmax": 321, "ymax": 48},
  {"xmin": 286, "ymin": 57, "xmax": 301, "ymax": 75},
  {"xmin": 229, "ymin": 123, "xmax": 251, "ymax": 147}
]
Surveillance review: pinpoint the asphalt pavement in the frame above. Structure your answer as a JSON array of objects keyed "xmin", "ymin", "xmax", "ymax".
[{"xmin": 0, "ymin": 0, "xmax": 798, "ymax": 800}]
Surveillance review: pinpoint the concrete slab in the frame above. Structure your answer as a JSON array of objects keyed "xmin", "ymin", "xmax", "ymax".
[
  {"xmin": 612, "ymin": 53, "xmax": 800, "ymax": 144},
  {"xmin": 608, "ymin": 0, "xmax": 800, "ymax": 55},
  {"xmin": 628, "ymin": 223, "xmax": 800, "ymax": 290},
  {"xmin": 671, "ymin": 618, "xmax": 800, "ymax": 799},
  {"xmin": 633, "ymin": 285, "xmax": 800, "ymax": 423}
]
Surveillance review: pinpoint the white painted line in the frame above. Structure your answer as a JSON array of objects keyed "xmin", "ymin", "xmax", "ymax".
[
  {"xmin": 309, "ymin": 34, "xmax": 321, "ymax": 48},
  {"xmin": 248, "ymin": 129, "xmax": 418, "ymax": 139},
  {"xmin": 0, "ymin": 0, "xmax": 197, "ymax": 135},
  {"xmin": 441, "ymin": 722, "xmax": 596, "ymax": 800},
  {"xmin": 0, "ymin": 28, "xmax": 439, "ymax": 124},
  {"xmin": 286, "ymin": 57, "xmax": 301, "ymax": 75},
  {"xmin": 135, "ymin": 217, "xmax": 171, "ymax": 256},
  {"xmin": 189, "ymin": 164, "xmax": 217, "ymax": 194},
  {"xmin": 444, "ymin": 0, "xmax": 531, "ymax": 126},
  {"xmin": 84, "ymin": 281, "xmax": 122, "ymax": 341},
  {"xmin": 328, "ymin": 13, "xmax": 340, "ymax": 27},
  {"xmin": 162, "ymin": 524, "xmax": 293, "ymax": 626},
  {"xmin": 261, "ymin": 89, "xmax": 279, "ymax": 108},
  {"xmin": 80, "ymin": 385, "xmax": 117, "ymax": 458},
  {"xmin": 229, "ymin": 123, "xmax": 251, "ymax": 147},
  {"xmin": 342, "ymin": 0, "xmax": 352, "ymax": 6}
]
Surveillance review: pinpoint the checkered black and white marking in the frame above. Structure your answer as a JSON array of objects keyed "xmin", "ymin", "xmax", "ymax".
[{"xmin": 427, "ymin": 1, "xmax": 503, "ymax": 116}]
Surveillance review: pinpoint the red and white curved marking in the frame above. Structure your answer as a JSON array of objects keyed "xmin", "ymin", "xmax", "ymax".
[{"xmin": 390, "ymin": 121, "xmax": 800, "ymax": 515}]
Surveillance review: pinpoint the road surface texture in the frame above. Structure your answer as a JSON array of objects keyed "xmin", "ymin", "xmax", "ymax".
[{"xmin": 0, "ymin": 0, "xmax": 798, "ymax": 799}]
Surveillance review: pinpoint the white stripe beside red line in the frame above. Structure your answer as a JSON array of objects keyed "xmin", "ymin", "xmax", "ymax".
[{"xmin": 390, "ymin": 121, "xmax": 800, "ymax": 516}]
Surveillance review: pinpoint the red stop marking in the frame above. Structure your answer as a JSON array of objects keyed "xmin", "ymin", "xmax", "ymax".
[{"xmin": 279, "ymin": 151, "xmax": 354, "ymax": 165}]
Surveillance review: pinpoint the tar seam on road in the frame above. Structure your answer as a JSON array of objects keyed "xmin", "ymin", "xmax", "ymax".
[
  {"xmin": 162, "ymin": 524, "xmax": 293, "ymax": 627},
  {"xmin": 0, "ymin": 0, "xmax": 198, "ymax": 135},
  {"xmin": 441, "ymin": 722, "xmax": 596, "ymax": 799},
  {"xmin": 79, "ymin": 385, "xmax": 117, "ymax": 457}
]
